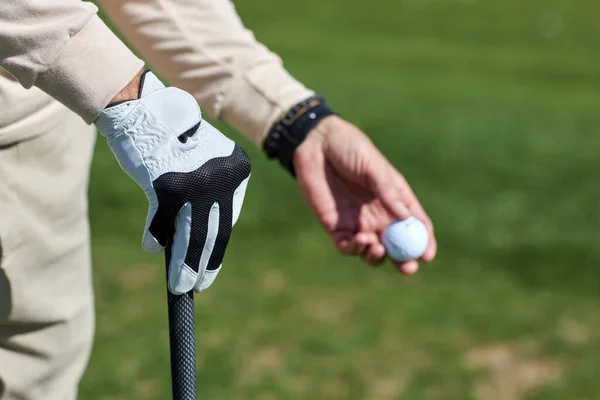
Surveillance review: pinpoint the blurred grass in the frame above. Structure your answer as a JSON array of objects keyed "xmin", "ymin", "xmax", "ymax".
[{"xmin": 82, "ymin": 0, "xmax": 600, "ymax": 399}]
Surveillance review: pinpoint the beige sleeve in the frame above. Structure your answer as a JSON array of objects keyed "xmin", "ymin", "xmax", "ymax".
[
  {"xmin": 98, "ymin": 0, "xmax": 314, "ymax": 146},
  {"xmin": 0, "ymin": 1, "xmax": 144, "ymax": 123}
]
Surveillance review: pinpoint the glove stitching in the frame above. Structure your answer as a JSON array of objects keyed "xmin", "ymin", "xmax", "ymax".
[
  {"xmin": 125, "ymin": 108, "xmax": 176, "ymax": 178},
  {"xmin": 135, "ymin": 119, "xmax": 163, "ymax": 155},
  {"xmin": 150, "ymin": 125, "xmax": 214, "ymax": 176},
  {"xmin": 121, "ymin": 130, "xmax": 154, "ymax": 193}
]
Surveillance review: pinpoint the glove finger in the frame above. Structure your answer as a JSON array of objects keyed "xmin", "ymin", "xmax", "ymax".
[
  {"xmin": 181, "ymin": 201, "xmax": 221, "ymax": 293},
  {"xmin": 147, "ymin": 189, "xmax": 180, "ymax": 253},
  {"xmin": 208, "ymin": 198, "xmax": 233, "ymax": 271},
  {"xmin": 169, "ymin": 200, "xmax": 221, "ymax": 294},
  {"xmin": 194, "ymin": 264, "xmax": 221, "ymax": 293},
  {"xmin": 232, "ymin": 175, "xmax": 251, "ymax": 226},
  {"xmin": 142, "ymin": 191, "xmax": 165, "ymax": 253},
  {"xmin": 194, "ymin": 204, "xmax": 231, "ymax": 292},
  {"xmin": 169, "ymin": 201, "xmax": 222, "ymax": 294},
  {"xmin": 167, "ymin": 202, "xmax": 196, "ymax": 294}
]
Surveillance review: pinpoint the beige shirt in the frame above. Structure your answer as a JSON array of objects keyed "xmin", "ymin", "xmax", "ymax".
[{"xmin": 0, "ymin": 0, "xmax": 313, "ymax": 146}]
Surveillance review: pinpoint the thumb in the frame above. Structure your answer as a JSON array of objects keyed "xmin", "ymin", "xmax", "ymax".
[{"xmin": 367, "ymin": 162, "xmax": 411, "ymax": 220}]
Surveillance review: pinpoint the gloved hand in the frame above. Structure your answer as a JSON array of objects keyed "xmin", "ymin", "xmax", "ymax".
[{"xmin": 94, "ymin": 71, "xmax": 251, "ymax": 295}]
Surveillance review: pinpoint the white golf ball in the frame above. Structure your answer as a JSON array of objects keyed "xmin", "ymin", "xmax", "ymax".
[{"xmin": 382, "ymin": 217, "xmax": 429, "ymax": 261}]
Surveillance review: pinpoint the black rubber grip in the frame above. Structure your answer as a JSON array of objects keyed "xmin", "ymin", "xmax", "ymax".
[{"xmin": 166, "ymin": 248, "xmax": 197, "ymax": 399}]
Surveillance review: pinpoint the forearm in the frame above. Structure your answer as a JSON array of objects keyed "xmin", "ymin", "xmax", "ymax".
[
  {"xmin": 0, "ymin": 1, "xmax": 144, "ymax": 123},
  {"xmin": 99, "ymin": 0, "xmax": 313, "ymax": 145}
]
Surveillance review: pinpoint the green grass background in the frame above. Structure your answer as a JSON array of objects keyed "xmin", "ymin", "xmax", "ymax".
[{"xmin": 83, "ymin": 0, "xmax": 600, "ymax": 398}]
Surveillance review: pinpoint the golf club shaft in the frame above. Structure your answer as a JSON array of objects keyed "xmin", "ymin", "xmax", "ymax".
[{"xmin": 166, "ymin": 250, "xmax": 197, "ymax": 399}]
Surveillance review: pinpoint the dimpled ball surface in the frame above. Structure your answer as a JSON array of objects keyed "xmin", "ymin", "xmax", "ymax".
[{"xmin": 382, "ymin": 217, "xmax": 429, "ymax": 262}]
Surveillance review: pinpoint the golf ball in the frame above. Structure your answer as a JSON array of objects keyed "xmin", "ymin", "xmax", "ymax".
[{"xmin": 382, "ymin": 217, "xmax": 429, "ymax": 261}]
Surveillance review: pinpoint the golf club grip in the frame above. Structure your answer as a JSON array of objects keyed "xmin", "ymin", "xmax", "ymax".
[{"xmin": 166, "ymin": 249, "xmax": 197, "ymax": 400}]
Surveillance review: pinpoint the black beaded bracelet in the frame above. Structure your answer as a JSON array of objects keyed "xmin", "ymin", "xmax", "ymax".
[{"xmin": 263, "ymin": 95, "xmax": 336, "ymax": 176}]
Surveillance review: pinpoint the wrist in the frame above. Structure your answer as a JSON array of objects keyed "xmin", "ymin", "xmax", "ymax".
[
  {"xmin": 109, "ymin": 69, "xmax": 145, "ymax": 105},
  {"xmin": 262, "ymin": 95, "xmax": 336, "ymax": 176}
]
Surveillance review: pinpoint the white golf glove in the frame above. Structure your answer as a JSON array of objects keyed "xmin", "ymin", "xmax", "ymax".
[{"xmin": 94, "ymin": 71, "xmax": 251, "ymax": 295}]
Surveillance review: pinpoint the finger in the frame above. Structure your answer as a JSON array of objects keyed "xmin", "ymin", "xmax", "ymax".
[
  {"xmin": 406, "ymin": 210, "xmax": 436, "ymax": 262},
  {"xmin": 193, "ymin": 201, "xmax": 223, "ymax": 292},
  {"xmin": 360, "ymin": 242, "xmax": 386, "ymax": 266},
  {"xmin": 168, "ymin": 200, "xmax": 220, "ymax": 294},
  {"xmin": 334, "ymin": 232, "xmax": 362, "ymax": 255},
  {"xmin": 167, "ymin": 202, "xmax": 197, "ymax": 294},
  {"xmin": 335, "ymin": 231, "xmax": 380, "ymax": 256},
  {"xmin": 368, "ymin": 164, "xmax": 411, "ymax": 220},
  {"xmin": 354, "ymin": 231, "xmax": 379, "ymax": 247},
  {"xmin": 420, "ymin": 226, "xmax": 437, "ymax": 262},
  {"xmin": 394, "ymin": 259, "xmax": 419, "ymax": 275},
  {"xmin": 204, "ymin": 198, "xmax": 233, "ymax": 270},
  {"xmin": 404, "ymin": 201, "xmax": 436, "ymax": 262}
]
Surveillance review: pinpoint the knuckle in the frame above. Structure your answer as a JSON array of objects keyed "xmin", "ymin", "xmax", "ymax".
[
  {"xmin": 153, "ymin": 144, "xmax": 251, "ymax": 202},
  {"xmin": 335, "ymin": 241, "xmax": 354, "ymax": 255}
]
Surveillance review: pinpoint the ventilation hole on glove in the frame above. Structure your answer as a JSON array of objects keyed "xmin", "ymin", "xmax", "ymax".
[{"xmin": 178, "ymin": 122, "xmax": 201, "ymax": 144}]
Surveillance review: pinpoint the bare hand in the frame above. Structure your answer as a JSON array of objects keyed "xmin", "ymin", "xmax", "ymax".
[{"xmin": 293, "ymin": 116, "xmax": 437, "ymax": 274}]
